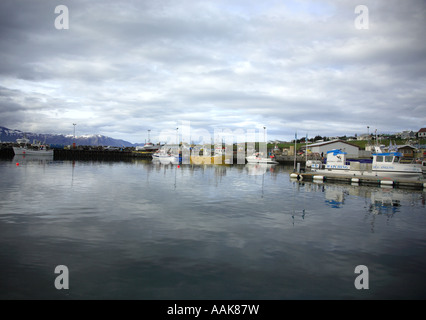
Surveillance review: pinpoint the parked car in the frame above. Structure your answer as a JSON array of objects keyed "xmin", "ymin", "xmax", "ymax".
[{"xmin": 104, "ymin": 146, "xmax": 120, "ymax": 151}]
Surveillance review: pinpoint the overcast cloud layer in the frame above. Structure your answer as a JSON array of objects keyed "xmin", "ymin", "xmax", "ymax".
[{"xmin": 0, "ymin": 0, "xmax": 425, "ymax": 143}]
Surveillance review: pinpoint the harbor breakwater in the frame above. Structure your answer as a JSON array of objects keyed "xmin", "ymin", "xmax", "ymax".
[
  {"xmin": 1, "ymin": 146, "xmax": 308, "ymax": 165},
  {"xmin": 53, "ymin": 149, "xmax": 153, "ymax": 160},
  {"xmin": 0, "ymin": 147, "xmax": 154, "ymax": 160}
]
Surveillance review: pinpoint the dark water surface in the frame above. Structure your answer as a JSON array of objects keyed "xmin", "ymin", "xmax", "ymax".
[{"xmin": 0, "ymin": 156, "xmax": 425, "ymax": 299}]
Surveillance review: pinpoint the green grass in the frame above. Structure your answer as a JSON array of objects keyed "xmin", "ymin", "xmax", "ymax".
[{"xmin": 208, "ymin": 139, "xmax": 426, "ymax": 152}]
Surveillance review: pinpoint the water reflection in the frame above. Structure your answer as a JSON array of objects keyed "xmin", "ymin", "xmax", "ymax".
[
  {"xmin": 369, "ymin": 189, "xmax": 402, "ymax": 215},
  {"xmin": 12, "ymin": 154, "xmax": 55, "ymax": 166},
  {"xmin": 1, "ymin": 159, "xmax": 426, "ymax": 299},
  {"xmin": 291, "ymin": 177, "xmax": 426, "ymax": 235},
  {"xmin": 292, "ymin": 178, "xmax": 424, "ymax": 211}
]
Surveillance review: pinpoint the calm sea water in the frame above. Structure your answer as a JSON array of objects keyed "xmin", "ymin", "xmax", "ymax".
[{"xmin": 0, "ymin": 155, "xmax": 425, "ymax": 300}]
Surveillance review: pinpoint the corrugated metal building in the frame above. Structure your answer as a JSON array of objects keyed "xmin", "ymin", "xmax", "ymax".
[{"xmin": 307, "ymin": 140, "xmax": 360, "ymax": 158}]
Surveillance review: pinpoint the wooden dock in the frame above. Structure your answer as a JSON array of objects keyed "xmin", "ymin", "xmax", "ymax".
[{"xmin": 290, "ymin": 172, "xmax": 426, "ymax": 190}]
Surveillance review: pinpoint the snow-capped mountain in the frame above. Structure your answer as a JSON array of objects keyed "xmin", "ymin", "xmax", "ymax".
[{"xmin": 0, "ymin": 126, "xmax": 138, "ymax": 147}]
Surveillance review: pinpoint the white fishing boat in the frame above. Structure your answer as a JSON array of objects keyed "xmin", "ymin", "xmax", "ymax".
[
  {"xmin": 246, "ymin": 152, "xmax": 278, "ymax": 164},
  {"xmin": 152, "ymin": 147, "xmax": 168, "ymax": 160},
  {"xmin": 312, "ymin": 149, "xmax": 422, "ymax": 178},
  {"xmin": 155, "ymin": 146, "xmax": 181, "ymax": 164},
  {"xmin": 13, "ymin": 136, "xmax": 53, "ymax": 156},
  {"xmin": 372, "ymin": 152, "xmax": 422, "ymax": 177},
  {"xmin": 158, "ymin": 153, "xmax": 180, "ymax": 164}
]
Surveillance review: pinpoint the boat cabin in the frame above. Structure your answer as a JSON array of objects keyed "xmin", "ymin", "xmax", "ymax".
[
  {"xmin": 324, "ymin": 149, "xmax": 350, "ymax": 170},
  {"xmin": 372, "ymin": 152, "xmax": 422, "ymax": 174},
  {"xmin": 373, "ymin": 152, "xmax": 401, "ymax": 165}
]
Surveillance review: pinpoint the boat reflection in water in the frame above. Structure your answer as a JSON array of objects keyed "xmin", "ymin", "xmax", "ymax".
[
  {"xmin": 290, "ymin": 176, "xmax": 424, "ymax": 214},
  {"xmin": 245, "ymin": 163, "xmax": 277, "ymax": 176},
  {"xmin": 13, "ymin": 154, "xmax": 54, "ymax": 165}
]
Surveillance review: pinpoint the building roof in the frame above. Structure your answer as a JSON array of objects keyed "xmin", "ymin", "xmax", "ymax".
[
  {"xmin": 418, "ymin": 128, "xmax": 426, "ymax": 133},
  {"xmin": 307, "ymin": 139, "xmax": 360, "ymax": 149},
  {"xmin": 397, "ymin": 145, "xmax": 416, "ymax": 149}
]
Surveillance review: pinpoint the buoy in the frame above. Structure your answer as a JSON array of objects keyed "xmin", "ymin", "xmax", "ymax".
[
  {"xmin": 351, "ymin": 178, "xmax": 359, "ymax": 183},
  {"xmin": 313, "ymin": 175, "xmax": 324, "ymax": 180},
  {"xmin": 290, "ymin": 173, "xmax": 298, "ymax": 179},
  {"xmin": 177, "ymin": 165, "xmax": 180, "ymax": 168},
  {"xmin": 380, "ymin": 180, "xmax": 393, "ymax": 186},
  {"xmin": 16, "ymin": 163, "xmax": 19, "ymax": 166}
]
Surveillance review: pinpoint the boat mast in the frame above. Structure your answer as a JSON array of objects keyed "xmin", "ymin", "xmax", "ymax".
[
  {"xmin": 305, "ymin": 133, "xmax": 308, "ymax": 165},
  {"xmin": 293, "ymin": 132, "xmax": 297, "ymax": 171}
]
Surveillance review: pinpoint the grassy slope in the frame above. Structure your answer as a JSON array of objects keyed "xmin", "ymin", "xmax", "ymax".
[{"xmin": 269, "ymin": 139, "xmax": 426, "ymax": 151}]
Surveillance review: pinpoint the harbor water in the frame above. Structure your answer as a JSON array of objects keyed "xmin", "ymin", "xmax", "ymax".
[{"xmin": 0, "ymin": 156, "xmax": 425, "ymax": 299}]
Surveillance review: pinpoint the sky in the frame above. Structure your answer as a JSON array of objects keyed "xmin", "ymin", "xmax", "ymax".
[{"xmin": 0, "ymin": 0, "xmax": 425, "ymax": 144}]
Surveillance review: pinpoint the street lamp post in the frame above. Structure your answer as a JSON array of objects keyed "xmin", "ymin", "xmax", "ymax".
[
  {"xmin": 263, "ymin": 126, "xmax": 266, "ymax": 143},
  {"xmin": 73, "ymin": 123, "xmax": 76, "ymax": 149},
  {"xmin": 263, "ymin": 126, "xmax": 266, "ymax": 156}
]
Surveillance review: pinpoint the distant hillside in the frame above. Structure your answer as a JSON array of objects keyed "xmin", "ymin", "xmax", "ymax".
[{"xmin": 0, "ymin": 126, "xmax": 138, "ymax": 147}]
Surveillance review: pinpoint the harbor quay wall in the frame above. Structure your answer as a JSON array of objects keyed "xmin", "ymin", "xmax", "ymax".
[
  {"xmin": 0, "ymin": 146, "xmax": 14, "ymax": 158},
  {"xmin": 53, "ymin": 149, "xmax": 153, "ymax": 160}
]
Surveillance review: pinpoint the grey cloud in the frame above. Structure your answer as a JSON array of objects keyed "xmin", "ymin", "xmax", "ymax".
[{"xmin": 0, "ymin": 0, "xmax": 425, "ymax": 142}]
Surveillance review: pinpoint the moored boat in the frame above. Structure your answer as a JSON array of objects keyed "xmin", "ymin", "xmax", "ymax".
[
  {"xmin": 13, "ymin": 145, "xmax": 53, "ymax": 156},
  {"xmin": 137, "ymin": 142, "xmax": 160, "ymax": 151},
  {"xmin": 246, "ymin": 152, "xmax": 278, "ymax": 164},
  {"xmin": 154, "ymin": 146, "xmax": 181, "ymax": 164},
  {"xmin": 158, "ymin": 153, "xmax": 180, "ymax": 164},
  {"xmin": 312, "ymin": 149, "xmax": 422, "ymax": 179}
]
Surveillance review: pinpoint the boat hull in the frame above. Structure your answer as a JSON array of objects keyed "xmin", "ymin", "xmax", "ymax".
[
  {"xmin": 13, "ymin": 147, "xmax": 53, "ymax": 156},
  {"xmin": 246, "ymin": 156, "xmax": 278, "ymax": 164},
  {"xmin": 312, "ymin": 168, "xmax": 423, "ymax": 179},
  {"xmin": 158, "ymin": 155, "xmax": 180, "ymax": 164}
]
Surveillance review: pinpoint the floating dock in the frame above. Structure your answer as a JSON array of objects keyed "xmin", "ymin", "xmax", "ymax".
[{"xmin": 290, "ymin": 172, "xmax": 426, "ymax": 190}]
